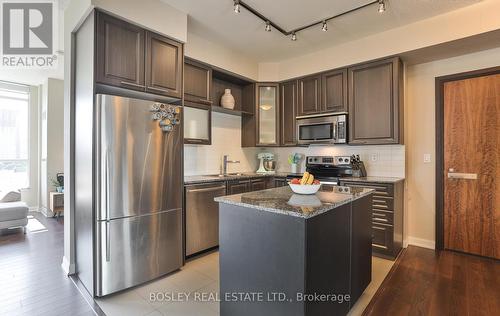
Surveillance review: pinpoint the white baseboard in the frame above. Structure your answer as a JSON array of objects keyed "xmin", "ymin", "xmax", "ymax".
[
  {"xmin": 61, "ymin": 256, "xmax": 76, "ymax": 275},
  {"xmin": 28, "ymin": 206, "xmax": 40, "ymax": 212},
  {"xmin": 407, "ymin": 236, "xmax": 435, "ymax": 250}
]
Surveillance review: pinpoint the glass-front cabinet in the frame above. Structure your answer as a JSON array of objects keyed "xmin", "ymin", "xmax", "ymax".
[
  {"xmin": 256, "ymin": 83, "xmax": 279, "ymax": 146},
  {"xmin": 183, "ymin": 103, "xmax": 211, "ymax": 145}
]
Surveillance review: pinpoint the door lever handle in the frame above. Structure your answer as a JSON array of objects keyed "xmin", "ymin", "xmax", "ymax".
[{"xmin": 447, "ymin": 172, "xmax": 478, "ymax": 180}]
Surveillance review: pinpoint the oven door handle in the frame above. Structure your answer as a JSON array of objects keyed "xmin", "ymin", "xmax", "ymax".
[{"xmin": 320, "ymin": 181, "xmax": 338, "ymax": 185}]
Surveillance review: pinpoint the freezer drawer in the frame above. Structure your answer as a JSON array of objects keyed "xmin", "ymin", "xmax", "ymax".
[
  {"xmin": 95, "ymin": 209, "xmax": 182, "ymax": 296},
  {"xmin": 185, "ymin": 183, "xmax": 227, "ymax": 256}
]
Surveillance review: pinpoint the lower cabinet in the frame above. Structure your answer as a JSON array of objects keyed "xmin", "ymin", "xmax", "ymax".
[
  {"xmin": 274, "ymin": 177, "xmax": 287, "ymax": 187},
  {"xmin": 339, "ymin": 180, "xmax": 404, "ymax": 259},
  {"xmin": 250, "ymin": 178, "xmax": 267, "ymax": 191},
  {"xmin": 226, "ymin": 180, "xmax": 250, "ymax": 195}
]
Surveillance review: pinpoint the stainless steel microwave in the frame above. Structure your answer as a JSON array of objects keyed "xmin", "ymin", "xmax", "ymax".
[{"xmin": 296, "ymin": 114, "xmax": 347, "ymax": 145}]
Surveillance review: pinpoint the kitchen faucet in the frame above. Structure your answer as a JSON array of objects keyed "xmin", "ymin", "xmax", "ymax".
[{"xmin": 222, "ymin": 155, "xmax": 240, "ymax": 175}]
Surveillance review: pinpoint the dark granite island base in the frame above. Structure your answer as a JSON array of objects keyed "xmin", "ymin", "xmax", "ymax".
[{"xmin": 215, "ymin": 186, "xmax": 374, "ymax": 316}]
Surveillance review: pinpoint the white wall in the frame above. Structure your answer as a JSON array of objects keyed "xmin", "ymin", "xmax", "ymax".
[
  {"xmin": 185, "ymin": 32, "xmax": 259, "ymax": 81},
  {"xmin": 40, "ymin": 78, "xmax": 64, "ymax": 216},
  {"xmin": 258, "ymin": 0, "xmax": 500, "ymax": 81},
  {"xmin": 404, "ymin": 46, "xmax": 500, "ymax": 249},
  {"xmin": 184, "ymin": 112, "xmax": 260, "ymax": 176}
]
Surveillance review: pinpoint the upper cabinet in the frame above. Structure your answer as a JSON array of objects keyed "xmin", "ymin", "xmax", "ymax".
[
  {"xmin": 95, "ymin": 11, "xmax": 183, "ymax": 99},
  {"xmin": 322, "ymin": 68, "xmax": 348, "ymax": 113},
  {"xmin": 280, "ymin": 80, "xmax": 297, "ymax": 146},
  {"xmin": 184, "ymin": 59, "xmax": 212, "ymax": 104},
  {"xmin": 145, "ymin": 32, "xmax": 183, "ymax": 98},
  {"xmin": 256, "ymin": 83, "xmax": 279, "ymax": 146},
  {"xmin": 96, "ymin": 12, "xmax": 145, "ymax": 90},
  {"xmin": 348, "ymin": 57, "xmax": 403, "ymax": 145},
  {"xmin": 297, "ymin": 75, "xmax": 321, "ymax": 116}
]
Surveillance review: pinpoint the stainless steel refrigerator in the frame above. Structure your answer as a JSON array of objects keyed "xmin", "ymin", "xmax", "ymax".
[{"xmin": 75, "ymin": 94, "xmax": 183, "ymax": 297}]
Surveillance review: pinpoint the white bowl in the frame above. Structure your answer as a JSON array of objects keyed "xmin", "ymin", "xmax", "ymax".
[{"xmin": 288, "ymin": 183, "xmax": 321, "ymax": 195}]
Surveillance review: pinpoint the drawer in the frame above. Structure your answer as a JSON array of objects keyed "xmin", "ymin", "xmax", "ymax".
[
  {"xmin": 372, "ymin": 223, "xmax": 394, "ymax": 252},
  {"xmin": 372, "ymin": 196, "xmax": 394, "ymax": 211},
  {"xmin": 340, "ymin": 181, "xmax": 394, "ymax": 197},
  {"xmin": 372, "ymin": 210, "xmax": 393, "ymax": 225}
]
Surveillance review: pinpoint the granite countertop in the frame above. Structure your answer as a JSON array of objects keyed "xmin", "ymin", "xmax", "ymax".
[
  {"xmin": 184, "ymin": 172, "xmax": 290, "ymax": 185},
  {"xmin": 340, "ymin": 176, "xmax": 405, "ymax": 183},
  {"xmin": 215, "ymin": 186, "xmax": 374, "ymax": 219}
]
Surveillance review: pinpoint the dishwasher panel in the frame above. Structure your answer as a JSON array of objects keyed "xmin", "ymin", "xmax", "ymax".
[{"xmin": 185, "ymin": 183, "xmax": 227, "ymax": 256}]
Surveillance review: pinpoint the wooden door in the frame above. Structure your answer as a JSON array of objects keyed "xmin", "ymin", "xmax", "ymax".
[
  {"xmin": 348, "ymin": 57, "xmax": 402, "ymax": 145},
  {"xmin": 184, "ymin": 59, "xmax": 212, "ymax": 104},
  {"xmin": 297, "ymin": 75, "xmax": 321, "ymax": 116},
  {"xmin": 322, "ymin": 69, "xmax": 347, "ymax": 113},
  {"xmin": 280, "ymin": 80, "xmax": 297, "ymax": 146},
  {"xmin": 443, "ymin": 73, "xmax": 499, "ymax": 259},
  {"xmin": 145, "ymin": 31, "xmax": 183, "ymax": 98},
  {"xmin": 96, "ymin": 11, "xmax": 145, "ymax": 91}
]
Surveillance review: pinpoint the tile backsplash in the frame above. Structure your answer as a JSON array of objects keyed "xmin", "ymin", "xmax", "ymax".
[{"xmin": 184, "ymin": 112, "xmax": 405, "ymax": 178}]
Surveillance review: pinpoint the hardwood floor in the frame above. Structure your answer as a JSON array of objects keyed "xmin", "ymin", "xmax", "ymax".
[
  {"xmin": 0, "ymin": 212, "xmax": 96, "ymax": 316},
  {"xmin": 363, "ymin": 245, "xmax": 500, "ymax": 316}
]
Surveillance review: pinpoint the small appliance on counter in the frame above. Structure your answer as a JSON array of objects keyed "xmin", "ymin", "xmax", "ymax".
[
  {"xmin": 286, "ymin": 155, "xmax": 366, "ymax": 185},
  {"xmin": 256, "ymin": 152, "xmax": 276, "ymax": 174}
]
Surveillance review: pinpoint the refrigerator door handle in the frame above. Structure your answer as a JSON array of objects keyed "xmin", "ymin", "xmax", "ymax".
[{"xmin": 105, "ymin": 221, "xmax": 111, "ymax": 262}]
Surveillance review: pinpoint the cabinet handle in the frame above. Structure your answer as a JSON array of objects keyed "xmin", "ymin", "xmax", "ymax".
[{"xmin": 120, "ymin": 81, "xmax": 145, "ymax": 88}]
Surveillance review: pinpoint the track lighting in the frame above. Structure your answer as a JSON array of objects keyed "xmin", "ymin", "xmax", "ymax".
[
  {"xmin": 378, "ymin": 0, "xmax": 386, "ymax": 13},
  {"xmin": 291, "ymin": 32, "xmax": 297, "ymax": 41},
  {"xmin": 234, "ymin": 0, "xmax": 240, "ymax": 13},
  {"xmin": 265, "ymin": 21, "xmax": 271, "ymax": 32},
  {"xmin": 322, "ymin": 20, "xmax": 328, "ymax": 32}
]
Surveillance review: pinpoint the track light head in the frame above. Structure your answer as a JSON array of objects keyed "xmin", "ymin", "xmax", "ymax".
[
  {"xmin": 265, "ymin": 21, "xmax": 271, "ymax": 32},
  {"xmin": 378, "ymin": 0, "xmax": 386, "ymax": 13},
  {"xmin": 291, "ymin": 32, "xmax": 297, "ymax": 41},
  {"xmin": 322, "ymin": 20, "xmax": 328, "ymax": 32},
  {"xmin": 234, "ymin": 0, "xmax": 240, "ymax": 13}
]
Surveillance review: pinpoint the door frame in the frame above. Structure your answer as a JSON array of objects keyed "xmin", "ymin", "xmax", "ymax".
[{"xmin": 434, "ymin": 66, "xmax": 500, "ymax": 250}]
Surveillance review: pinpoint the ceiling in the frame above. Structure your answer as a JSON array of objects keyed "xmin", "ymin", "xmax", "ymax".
[{"xmin": 161, "ymin": 0, "xmax": 481, "ymax": 62}]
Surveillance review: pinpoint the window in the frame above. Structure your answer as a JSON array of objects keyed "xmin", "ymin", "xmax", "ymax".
[{"xmin": 0, "ymin": 82, "xmax": 30, "ymax": 191}]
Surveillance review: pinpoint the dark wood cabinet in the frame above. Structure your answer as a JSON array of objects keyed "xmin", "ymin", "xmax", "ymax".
[
  {"xmin": 227, "ymin": 180, "xmax": 250, "ymax": 195},
  {"xmin": 95, "ymin": 11, "xmax": 183, "ymax": 98},
  {"xmin": 96, "ymin": 11, "xmax": 145, "ymax": 91},
  {"xmin": 184, "ymin": 59, "xmax": 212, "ymax": 104},
  {"xmin": 145, "ymin": 31, "xmax": 183, "ymax": 98},
  {"xmin": 339, "ymin": 180, "xmax": 404, "ymax": 259},
  {"xmin": 297, "ymin": 75, "xmax": 321, "ymax": 116},
  {"xmin": 348, "ymin": 57, "xmax": 403, "ymax": 145},
  {"xmin": 250, "ymin": 178, "xmax": 266, "ymax": 191},
  {"xmin": 274, "ymin": 178, "xmax": 287, "ymax": 188},
  {"xmin": 280, "ymin": 80, "xmax": 297, "ymax": 146},
  {"xmin": 322, "ymin": 68, "xmax": 348, "ymax": 113}
]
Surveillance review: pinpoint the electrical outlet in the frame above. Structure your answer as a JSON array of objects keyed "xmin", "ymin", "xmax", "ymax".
[
  {"xmin": 370, "ymin": 153, "xmax": 379, "ymax": 162},
  {"xmin": 423, "ymin": 154, "xmax": 431, "ymax": 163}
]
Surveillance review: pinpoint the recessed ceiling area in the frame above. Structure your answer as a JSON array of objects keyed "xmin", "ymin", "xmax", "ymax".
[{"xmin": 161, "ymin": 0, "xmax": 481, "ymax": 62}]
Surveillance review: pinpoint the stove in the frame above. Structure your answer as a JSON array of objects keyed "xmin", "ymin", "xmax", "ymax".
[{"xmin": 287, "ymin": 156, "xmax": 354, "ymax": 185}]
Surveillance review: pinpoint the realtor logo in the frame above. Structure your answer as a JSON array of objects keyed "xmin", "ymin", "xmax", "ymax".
[
  {"xmin": 3, "ymin": 2, "xmax": 52, "ymax": 54},
  {"xmin": 1, "ymin": 1, "xmax": 57, "ymax": 68}
]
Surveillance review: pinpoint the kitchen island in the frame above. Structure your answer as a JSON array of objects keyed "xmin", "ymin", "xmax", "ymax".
[{"xmin": 215, "ymin": 185, "xmax": 374, "ymax": 316}]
